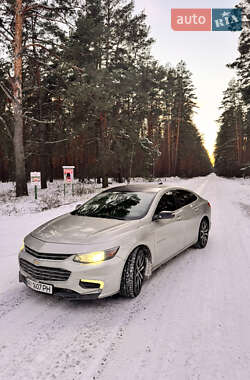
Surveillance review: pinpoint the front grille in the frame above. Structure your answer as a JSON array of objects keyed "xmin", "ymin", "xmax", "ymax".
[
  {"xmin": 25, "ymin": 245, "xmax": 72, "ymax": 261},
  {"xmin": 19, "ymin": 258, "xmax": 71, "ymax": 281}
]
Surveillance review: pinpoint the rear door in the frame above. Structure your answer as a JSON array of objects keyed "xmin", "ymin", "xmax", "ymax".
[{"xmin": 173, "ymin": 190, "xmax": 200, "ymax": 246}]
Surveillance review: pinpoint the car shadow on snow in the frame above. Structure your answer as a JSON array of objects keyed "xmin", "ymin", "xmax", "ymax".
[{"xmin": 20, "ymin": 285, "xmax": 131, "ymax": 310}]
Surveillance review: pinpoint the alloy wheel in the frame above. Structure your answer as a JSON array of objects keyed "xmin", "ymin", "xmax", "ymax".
[
  {"xmin": 200, "ymin": 220, "xmax": 209, "ymax": 247},
  {"xmin": 134, "ymin": 250, "xmax": 146, "ymax": 296}
]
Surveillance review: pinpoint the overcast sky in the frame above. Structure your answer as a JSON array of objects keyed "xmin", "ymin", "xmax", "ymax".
[{"xmin": 133, "ymin": 0, "xmax": 240, "ymax": 161}]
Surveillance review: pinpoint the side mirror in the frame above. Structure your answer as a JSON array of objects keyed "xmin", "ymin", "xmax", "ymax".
[
  {"xmin": 75, "ymin": 204, "xmax": 82, "ymax": 210},
  {"xmin": 153, "ymin": 211, "xmax": 174, "ymax": 221}
]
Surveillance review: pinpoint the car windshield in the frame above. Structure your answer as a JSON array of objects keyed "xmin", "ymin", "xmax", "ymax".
[{"xmin": 71, "ymin": 191, "xmax": 156, "ymax": 220}]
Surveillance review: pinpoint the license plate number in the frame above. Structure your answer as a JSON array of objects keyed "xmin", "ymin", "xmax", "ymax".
[{"xmin": 26, "ymin": 278, "xmax": 53, "ymax": 294}]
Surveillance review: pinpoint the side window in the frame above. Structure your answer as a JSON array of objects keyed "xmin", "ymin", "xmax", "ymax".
[
  {"xmin": 188, "ymin": 192, "xmax": 197, "ymax": 204},
  {"xmin": 154, "ymin": 192, "xmax": 176, "ymax": 214},
  {"xmin": 174, "ymin": 190, "xmax": 197, "ymax": 209}
]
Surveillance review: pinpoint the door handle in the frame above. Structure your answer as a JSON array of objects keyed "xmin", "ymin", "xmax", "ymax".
[{"xmin": 190, "ymin": 204, "xmax": 199, "ymax": 212}]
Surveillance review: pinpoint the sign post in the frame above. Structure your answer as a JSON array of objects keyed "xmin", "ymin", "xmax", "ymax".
[
  {"xmin": 30, "ymin": 172, "xmax": 41, "ymax": 200},
  {"xmin": 62, "ymin": 166, "xmax": 75, "ymax": 196}
]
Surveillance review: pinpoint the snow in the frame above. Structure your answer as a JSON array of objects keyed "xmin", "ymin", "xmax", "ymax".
[
  {"xmin": 0, "ymin": 180, "xmax": 99, "ymax": 216},
  {"xmin": 1, "ymin": 174, "xmax": 250, "ymax": 380}
]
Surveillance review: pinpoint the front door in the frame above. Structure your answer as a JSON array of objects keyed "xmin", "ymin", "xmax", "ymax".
[{"xmin": 152, "ymin": 192, "xmax": 186, "ymax": 266}]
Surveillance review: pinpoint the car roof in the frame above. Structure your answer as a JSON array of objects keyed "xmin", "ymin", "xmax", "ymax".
[
  {"xmin": 104, "ymin": 184, "xmax": 170, "ymax": 193},
  {"xmin": 103, "ymin": 184, "xmax": 200, "ymax": 197}
]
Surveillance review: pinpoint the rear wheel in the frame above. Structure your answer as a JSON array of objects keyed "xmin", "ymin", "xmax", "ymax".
[
  {"xmin": 120, "ymin": 248, "xmax": 146, "ymax": 298},
  {"xmin": 194, "ymin": 218, "xmax": 209, "ymax": 248}
]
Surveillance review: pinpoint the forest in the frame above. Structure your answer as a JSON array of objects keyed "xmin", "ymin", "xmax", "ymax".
[
  {"xmin": 0, "ymin": 0, "xmax": 249, "ymax": 197},
  {"xmin": 214, "ymin": 0, "xmax": 250, "ymax": 177}
]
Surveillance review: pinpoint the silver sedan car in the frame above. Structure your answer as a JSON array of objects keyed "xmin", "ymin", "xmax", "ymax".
[{"xmin": 19, "ymin": 184, "xmax": 211, "ymax": 299}]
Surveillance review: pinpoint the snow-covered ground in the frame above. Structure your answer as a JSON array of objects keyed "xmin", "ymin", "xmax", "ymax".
[
  {"xmin": 0, "ymin": 180, "xmax": 99, "ymax": 216},
  {"xmin": 1, "ymin": 174, "xmax": 250, "ymax": 380}
]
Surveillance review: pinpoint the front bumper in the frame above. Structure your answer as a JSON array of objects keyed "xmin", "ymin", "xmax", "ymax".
[
  {"xmin": 19, "ymin": 248, "xmax": 125, "ymax": 299},
  {"xmin": 19, "ymin": 272, "xmax": 102, "ymax": 300}
]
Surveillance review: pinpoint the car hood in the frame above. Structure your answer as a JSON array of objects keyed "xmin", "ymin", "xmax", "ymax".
[{"xmin": 30, "ymin": 213, "xmax": 138, "ymax": 244}]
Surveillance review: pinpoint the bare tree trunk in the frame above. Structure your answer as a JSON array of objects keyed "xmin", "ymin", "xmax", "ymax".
[
  {"xmin": 235, "ymin": 112, "xmax": 242, "ymax": 164},
  {"xmin": 48, "ymin": 124, "xmax": 54, "ymax": 183},
  {"xmin": 102, "ymin": 175, "xmax": 108, "ymax": 188},
  {"xmin": 129, "ymin": 143, "xmax": 135, "ymax": 180},
  {"xmin": 171, "ymin": 128, "xmax": 175, "ymax": 176},
  {"xmin": 40, "ymin": 124, "xmax": 48, "ymax": 189},
  {"xmin": 148, "ymin": 113, "xmax": 153, "ymax": 140},
  {"xmin": 13, "ymin": 0, "xmax": 28, "ymax": 197},
  {"xmin": 99, "ymin": 113, "xmax": 109, "ymax": 188},
  {"xmin": 48, "ymin": 153, "xmax": 54, "ymax": 182},
  {"xmin": 174, "ymin": 107, "xmax": 181, "ymax": 176},
  {"xmin": 117, "ymin": 170, "xmax": 123, "ymax": 183},
  {"xmin": 167, "ymin": 121, "xmax": 171, "ymax": 176}
]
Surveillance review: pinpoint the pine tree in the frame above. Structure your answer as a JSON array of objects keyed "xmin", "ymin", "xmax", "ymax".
[
  {"xmin": 64, "ymin": 0, "xmax": 154, "ymax": 186},
  {"xmin": 0, "ymin": 0, "xmax": 80, "ymax": 195},
  {"xmin": 228, "ymin": 0, "xmax": 250, "ymax": 105},
  {"xmin": 155, "ymin": 61, "xmax": 208, "ymax": 177},
  {"xmin": 214, "ymin": 79, "xmax": 247, "ymax": 176}
]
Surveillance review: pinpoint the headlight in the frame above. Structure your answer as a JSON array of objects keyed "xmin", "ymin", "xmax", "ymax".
[
  {"xmin": 20, "ymin": 242, "xmax": 24, "ymax": 251},
  {"xmin": 73, "ymin": 247, "xmax": 119, "ymax": 264}
]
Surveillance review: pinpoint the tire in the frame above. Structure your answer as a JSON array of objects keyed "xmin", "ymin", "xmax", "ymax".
[
  {"xmin": 120, "ymin": 248, "xmax": 146, "ymax": 298},
  {"xmin": 194, "ymin": 218, "xmax": 209, "ymax": 248}
]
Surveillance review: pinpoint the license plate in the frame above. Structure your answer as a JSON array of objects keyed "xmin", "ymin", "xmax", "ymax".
[{"xmin": 26, "ymin": 278, "xmax": 53, "ymax": 294}]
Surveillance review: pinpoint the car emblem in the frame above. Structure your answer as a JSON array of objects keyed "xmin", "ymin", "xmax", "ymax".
[{"xmin": 33, "ymin": 259, "xmax": 40, "ymax": 266}]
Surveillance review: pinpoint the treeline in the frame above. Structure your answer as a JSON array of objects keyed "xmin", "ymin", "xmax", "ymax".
[
  {"xmin": 0, "ymin": 0, "xmax": 212, "ymax": 196},
  {"xmin": 214, "ymin": 0, "xmax": 250, "ymax": 177}
]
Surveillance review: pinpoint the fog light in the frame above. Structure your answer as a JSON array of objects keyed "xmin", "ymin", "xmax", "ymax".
[{"xmin": 79, "ymin": 279, "xmax": 104, "ymax": 290}]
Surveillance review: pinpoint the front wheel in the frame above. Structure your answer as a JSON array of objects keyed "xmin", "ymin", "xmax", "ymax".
[
  {"xmin": 120, "ymin": 248, "xmax": 146, "ymax": 298},
  {"xmin": 194, "ymin": 218, "xmax": 209, "ymax": 248}
]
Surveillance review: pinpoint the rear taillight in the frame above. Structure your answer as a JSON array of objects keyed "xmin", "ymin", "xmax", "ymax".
[{"xmin": 208, "ymin": 202, "xmax": 211, "ymax": 207}]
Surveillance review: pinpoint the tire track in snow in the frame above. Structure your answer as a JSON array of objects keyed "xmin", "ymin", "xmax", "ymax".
[
  {"xmin": 0, "ymin": 287, "xmax": 32, "ymax": 320},
  {"xmin": 0, "ymin": 286, "xmax": 153, "ymax": 380}
]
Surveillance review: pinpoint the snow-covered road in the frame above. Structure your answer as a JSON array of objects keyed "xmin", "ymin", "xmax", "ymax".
[{"xmin": 1, "ymin": 174, "xmax": 250, "ymax": 380}]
